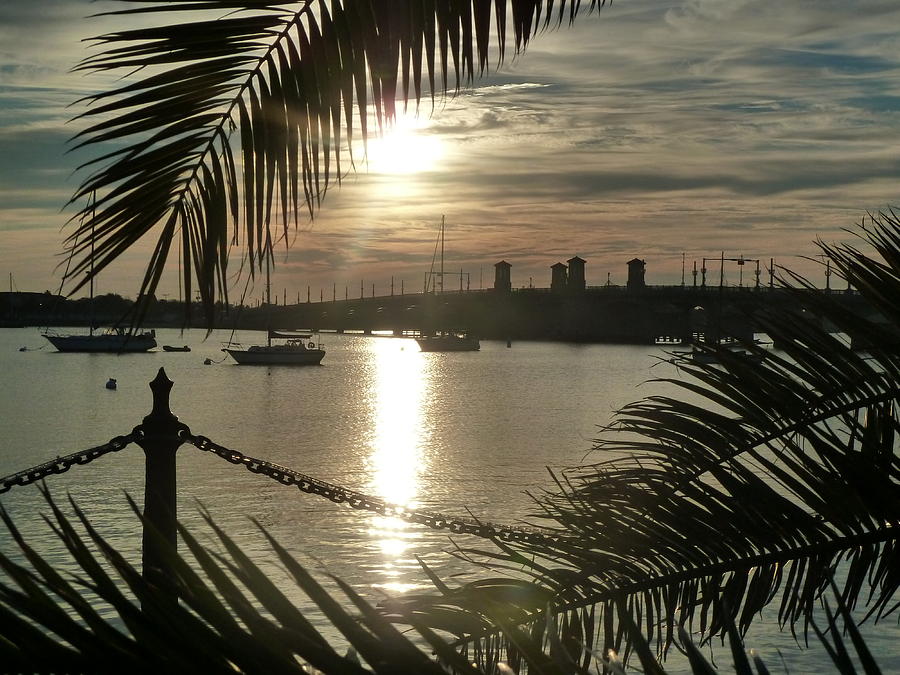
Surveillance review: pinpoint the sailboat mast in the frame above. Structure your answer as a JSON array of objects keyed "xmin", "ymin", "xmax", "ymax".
[
  {"xmin": 89, "ymin": 193, "xmax": 95, "ymax": 337},
  {"xmin": 440, "ymin": 215, "xmax": 445, "ymax": 294},
  {"xmin": 266, "ymin": 253, "xmax": 272, "ymax": 348}
]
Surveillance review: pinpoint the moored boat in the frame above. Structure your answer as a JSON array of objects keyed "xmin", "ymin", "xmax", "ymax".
[
  {"xmin": 224, "ymin": 331, "xmax": 324, "ymax": 365},
  {"xmin": 41, "ymin": 193, "xmax": 157, "ymax": 354},
  {"xmin": 223, "ymin": 243, "xmax": 325, "ymax": 365},
  {"xmin": 415, "ymin": 331, "xmax": 480, "ymax": 352},
  {"xmin": 162, "ymin": 344, "xmax": 191, "ymax": 352},
  {"xmin": 415, "ymin": 217, "xmax": 480, "ymax": 353},
  {"xmin": 43, "ymin": 328, "xmax": 157, "ymax": 353}
]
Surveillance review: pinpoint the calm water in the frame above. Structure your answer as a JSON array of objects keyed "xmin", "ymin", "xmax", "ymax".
[{"xmin": 0, "ymin": 327, "xmax": 896, "ymax": 672}]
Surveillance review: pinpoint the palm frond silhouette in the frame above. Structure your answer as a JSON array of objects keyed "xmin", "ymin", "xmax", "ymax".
[{"xmin": 65, "ymin": 0, "xmax": 605, "ymax": 323}]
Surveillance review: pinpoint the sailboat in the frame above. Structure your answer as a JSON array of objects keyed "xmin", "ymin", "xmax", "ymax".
[
  {"xmin": 42, "ymin": 195, "xmax": 156, "ymax": 353},
  {"xmin": 223, "ymin": 255, "xmax": 325, "ymax": 365},
  {"xmin": 415, "ymin": 216, "xmax": 480, "ymax": 353},
  {"xmin": 416, "ymin": 330, "xmax": 480, "ymax": 352},
  {"xmin": 43, "ymin": 326, "xmax": 156, "ymax": 353}
]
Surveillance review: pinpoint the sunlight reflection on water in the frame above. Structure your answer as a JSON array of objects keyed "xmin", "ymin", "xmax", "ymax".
[
  {"xmin": 368, "ymin": 337, "xmax": 432, "ymax": 507},
  {"xmin": 365, "ymin": 338, "xmax": 434, "ymax": 591}
]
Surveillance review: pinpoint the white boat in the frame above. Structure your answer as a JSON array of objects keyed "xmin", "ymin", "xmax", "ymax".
[
  {"xmin": 42, "ymin": 193, "xmax": 157, "ymax": 354},
  {"xmin": 223, "ymin": 254, "xmax": 325, "ymax": 366},
  {"xmin": 43, "ymin": 327, "xmax": 157, "ymax": 353},
  {"xmin": 224, "ymin": 331, "xmax": 325, "ymax": 365},
  {"xmin": 416, "ymin": 331, "xmax": 480, "ymax": 352}
]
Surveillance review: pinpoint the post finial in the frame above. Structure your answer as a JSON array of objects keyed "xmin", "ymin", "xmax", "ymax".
[{"xmin": 145, "ymin": 367, "xmax": 177, "ymax": 426}]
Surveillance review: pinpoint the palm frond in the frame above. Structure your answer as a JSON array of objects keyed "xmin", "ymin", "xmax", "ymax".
[
  {"xmin": 0, "ymin": 488, "xmax": 448, "ymax": 672},
  {"xmin": 65, "ymin": 0, "xmax": 605, "ymax": 325},
  {"xmin": 386, "ymin": 216, "xmax": 900, "ymax": 666},
  {"xmin": 1, "ymin": 489, "xmax": 889, "ymax": 673}
]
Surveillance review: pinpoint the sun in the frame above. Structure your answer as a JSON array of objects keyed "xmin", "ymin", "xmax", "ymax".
[{"xmin": 365, "ymin": 111, "xmax": 445, "ymax": 175}]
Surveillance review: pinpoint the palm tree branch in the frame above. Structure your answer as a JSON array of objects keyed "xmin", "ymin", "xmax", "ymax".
[
  {"xmin": 409, "ymin": 524, "xmax": 898, "ymax": 652},
  {"xmin": 599, "ymin": 378, "xmax": 899, "ymax": 491},
  {"xmin": 66, "ymin": 0, "xmax": 601, "ymax": 324}
]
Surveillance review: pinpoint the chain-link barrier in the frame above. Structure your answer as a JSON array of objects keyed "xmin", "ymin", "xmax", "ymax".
[
  {"xmin": 186, "ymin": 433, "xmax": 566, "ymax": 546},
  {"xmin": 1, "ymin": 428, "xmax": 565, "ymax": 546},
  {"xmin": 0, "ymin": 432, "xmax": 138, "ymax": 495}
]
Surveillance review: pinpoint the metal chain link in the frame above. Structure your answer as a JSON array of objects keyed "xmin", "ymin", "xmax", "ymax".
[
  {"xmin": 186, "ymin": 433, "xmax": 565, "ymax": 546},
  {"xmin": 0, "ymin": 432, "xmax": 138, "ymax": 495}
]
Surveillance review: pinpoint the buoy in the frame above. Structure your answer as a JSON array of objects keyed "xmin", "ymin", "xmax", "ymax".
[{"xmin": 105, "ymin": 378, "xmax": 117, "ymax": 390}]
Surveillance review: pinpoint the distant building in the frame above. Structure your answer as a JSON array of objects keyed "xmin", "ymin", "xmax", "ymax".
[
  {"xmin": 550, "ymin": 262, "xmax": 568, "ymax": 292},
  {"xmin": 567, "ymin": 256, "xmax": 586, "ymax": 292},
  {"xmin": 494, "ymin": 260, "xmax": 512, "ymax": 293},
  {"xmin": 627, "ymin": 258, "xmax": 646, "ymax": 290}
]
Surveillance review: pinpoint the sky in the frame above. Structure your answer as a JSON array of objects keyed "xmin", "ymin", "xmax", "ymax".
[{"xmin": 2, "ymin": 0, "xmax": 900, "ymax": 302}]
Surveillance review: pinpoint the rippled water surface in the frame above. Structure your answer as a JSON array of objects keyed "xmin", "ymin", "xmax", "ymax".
[{"xmin": 1, "ymin": 327, "xmax": 896, "ymax": 672}]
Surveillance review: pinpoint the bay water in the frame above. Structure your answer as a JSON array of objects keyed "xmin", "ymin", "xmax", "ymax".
[{"xmin": 0, "ymin": 327, "xmax": 896, "ymax": 672}]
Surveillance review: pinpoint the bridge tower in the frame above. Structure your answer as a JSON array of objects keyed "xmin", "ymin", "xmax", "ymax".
[
  {"xmin": 550, "ymin": 262, "xmax": 568, "ymax": 292},
  {"xmin": 627, "ymin": 258, "xmax": 646, "ymax": 290},
  {"xmin": 567, "ymin": 256, "xmax": 586, "ymax": 292},
  {"xmin": 494, "ymin": 260, "xmax": 511, "ymax": 293}
]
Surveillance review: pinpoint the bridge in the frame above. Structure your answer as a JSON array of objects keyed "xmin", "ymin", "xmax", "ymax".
[{"xmin": 239, "ymin": 285, "xmax": 872, "ymax": 344}]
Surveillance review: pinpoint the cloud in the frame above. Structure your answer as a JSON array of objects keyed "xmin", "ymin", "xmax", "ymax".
[{"xmin": 2, "ymin": 0, "xmax": 899, "ymax": 297}]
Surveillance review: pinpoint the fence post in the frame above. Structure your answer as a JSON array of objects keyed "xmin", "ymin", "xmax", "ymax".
[{"xmin": 135, "ymin": 368, "xmax": 189, "ymax": 597}]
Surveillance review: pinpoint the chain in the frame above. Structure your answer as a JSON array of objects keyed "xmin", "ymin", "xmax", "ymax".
[
  {"xmin": 1, "ymin": 429, "xmax": 564, "ymax": 546},
  {"xmin": 186, "ymin": 433, "xmax": 565, "ymax": 546},
  {"xmin": 0, "ymin": 433, "xmax": 138, "ymax": 495}
]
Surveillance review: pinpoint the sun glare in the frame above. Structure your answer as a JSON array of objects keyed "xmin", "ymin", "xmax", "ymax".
[
  {"xmin": 363, "ymin": 337, "xmax": 435, "ymax": 573},
  {"xmin": 367, "ymin": 338, "xmax": 430, "ymax": 507},
  {"xmin": 365, "ymin": 112, "xmax": 445, "ymax": 175}
]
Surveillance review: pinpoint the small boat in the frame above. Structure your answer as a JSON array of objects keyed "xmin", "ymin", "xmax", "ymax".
[
  {"xmin": 416, "ymin": 331, "xmax": 480, "ymax": 352},
  {"xmin": 105, "ymin": 378, "xmax": 117, "ymax": 390},
  {"xmin": 162, "ymin": 345, "xmax": 191, "ymax": 352},
  {"xmin": 44, "ymin": 327, "xmax": 157, "ymax": 353},
  {"xmin": 224, "ymin": 330, "xmax": 325, "ymax": 365}
]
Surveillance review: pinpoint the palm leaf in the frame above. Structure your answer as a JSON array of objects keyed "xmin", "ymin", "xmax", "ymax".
[
  {"xmin": 386, "ymin": 216, "xmax": 900, "ymax": 667},
  {"xmin": 65, "ymin": 0, "xmax": 606, "ymax": 325},
  {"xmin": 0, "ymin": 488, "xmax": 473, "ymax": 672},
  {"xmin": 2, "ymin": 486, "xmax": 893, "ymax": 672}
]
